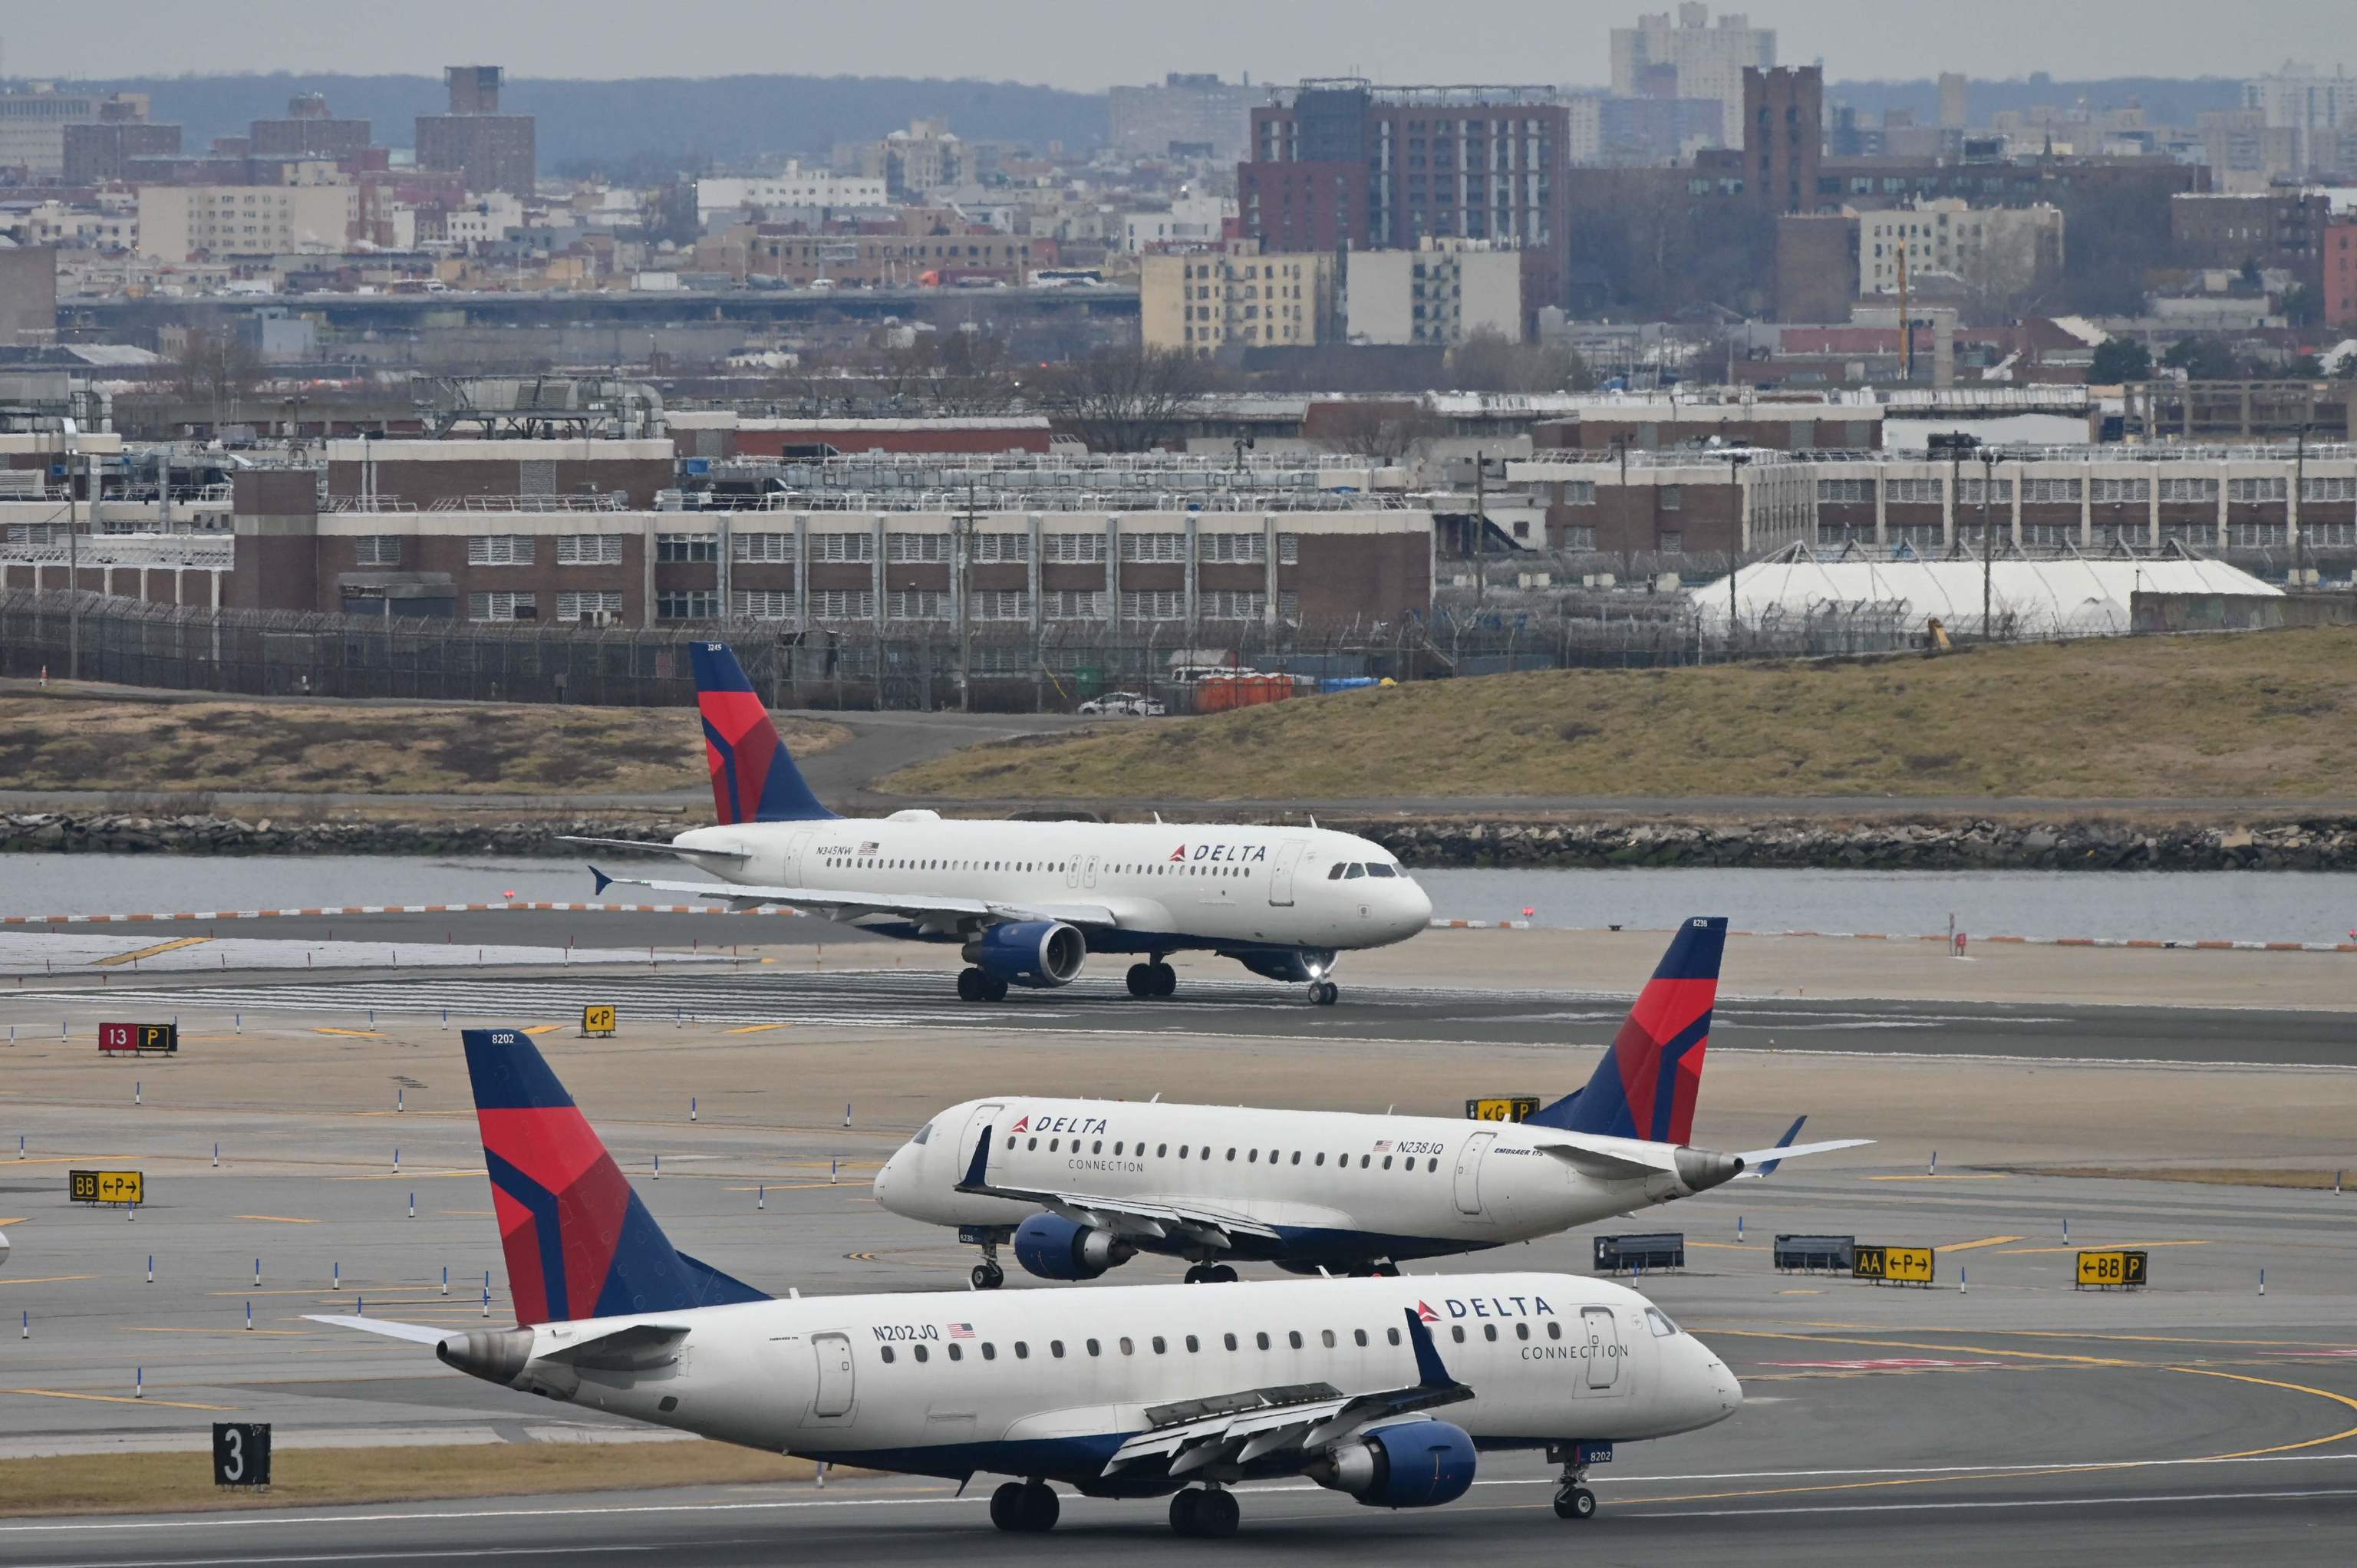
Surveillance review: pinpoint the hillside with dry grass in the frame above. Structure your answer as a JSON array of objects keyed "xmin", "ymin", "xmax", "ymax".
[
  {"xmin": 0, "ymin": 694, "xmax": 847, "ymax": 796},
  {"xmin": 886, "ymin": 627, "xmax": 2357, "ymax": 802}
]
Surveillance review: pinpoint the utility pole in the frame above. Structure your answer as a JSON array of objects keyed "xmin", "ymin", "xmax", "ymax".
[
  {"xmin": 957, "ymin": 477, "xmax": 974, "ymax": 712},
  {"xmin": 1979, "ymin": 450, "xmax": 1999, "ymax": 641},
  {"xmin": 64, "ymin": 423, "xmax": 80, "ymax": 681},
  {"xmin": 1472, "ymin": 448, "xmax": 1486, "ymax": 611},
  {"xmin": 2293, "ymin": 420, "xmax": 2309, "ymax": 587}
]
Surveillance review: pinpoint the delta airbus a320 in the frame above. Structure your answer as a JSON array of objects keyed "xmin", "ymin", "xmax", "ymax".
[
  {"xmin": 311, "ymin": 1027, "xmax": 1740, "ymax": 1537},
  {"xmin": 573, "ymin": 643, "xmax": 1430, "ymax": 1005},
  {"xmin": 876, "ymin": 918, "xmax": 1870, "ymax": 1288}
]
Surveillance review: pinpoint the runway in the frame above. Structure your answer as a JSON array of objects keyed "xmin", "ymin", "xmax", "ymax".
[{"xmin": 13, "ymin": 963, "xmax": 2355, "ymax": 1068}]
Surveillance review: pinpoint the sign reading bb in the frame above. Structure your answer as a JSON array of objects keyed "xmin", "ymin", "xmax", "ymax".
[
  {"xmin": 2075, "ymin": 1249, "xmax": 2148, "ymax": 1290},
  {"xmin": 69, "ymin": 1169, "xmax": 144, "ymax": 1207},
  {"xmin": 212, "ymin": 1422, "xmax": 272, "ymax": 1488}
]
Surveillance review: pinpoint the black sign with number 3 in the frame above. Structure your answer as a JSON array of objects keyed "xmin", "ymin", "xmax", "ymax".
[{"xmin": 212, "ymin": 1422, "xmax": 272, "ymax": 1487}]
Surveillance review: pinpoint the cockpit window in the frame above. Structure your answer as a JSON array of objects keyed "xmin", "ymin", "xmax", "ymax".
[
  {"xmin": 1343, "ymin": 863, "xmax": 1366, "ymax": 879},
  {"xmin": 1645, "ymin": 1307, "xmax": 1679, "ymax": 1338},
  {"xmin": 1363, "ymin": 863, "xmax": 1396, "ymax": 878},
  {"xmin": 910, "ymin": 1122, "xmax": 933, "ymax": 1146},
  {"xmin": 1327, "ymin": 863, "xmax": 1347, "ymax": 879}
]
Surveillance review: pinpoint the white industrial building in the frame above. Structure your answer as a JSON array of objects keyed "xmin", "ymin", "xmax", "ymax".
[{"xmin": 1692, "ymin": 553, "xmax": 2282, "ymax": 640}]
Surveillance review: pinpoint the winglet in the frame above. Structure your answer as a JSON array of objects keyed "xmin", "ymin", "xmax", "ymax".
[
  {"xmin": 589, "ymin": 865, "xmax": 613, "ymax": 897},
  {"xmin": 1404, "ymin": 1307, "xmax": 1455, "ymax": 1389},
  {"xmin": 958, "ymin": 1126, "xmax": 994, "ymax": 1192},
  {"xmin": 1755, "ymin": 1115, "xmax": 1806, "ymax": 1178}
]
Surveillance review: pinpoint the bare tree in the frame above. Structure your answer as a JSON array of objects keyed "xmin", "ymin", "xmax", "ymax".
[
  {"xmin": 166, "ymin": 325, "xmax": 267, "ymax": 407},
  {"xmin": 1036, "ymin": 345, "xmax": 1211, "ymax": 452},
  {"xmin": 1445, "ymin": 329, "xmax": 1594, "ymax": 394},
  {"xmin": 1314, "ymin": 398, "xmax": 1452, "ymax": 461}
]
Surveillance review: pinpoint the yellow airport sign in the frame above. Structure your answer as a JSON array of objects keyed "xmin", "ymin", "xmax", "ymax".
[
  {"xmin": 1465, "ymin": 1095, "xmax": 1541, "ymax": 1122},
  {"xmin": 2075, "ymin": 1249, "xmax": 2148, "ymax": 1289},
  {"xmin": 582, "ymin": 1005, "xmax": 617, "ymax": 1038},
  {"xmin": 1853, "ymin": 1244, "xmax": 1935, "ymax": 1285},
  {"xmin": 70, "ymin": 1169, "xmax": 144, "ymax": 1206}
]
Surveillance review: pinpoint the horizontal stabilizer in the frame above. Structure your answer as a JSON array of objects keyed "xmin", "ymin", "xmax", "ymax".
[
  {"xmin": 305, "ymin": 1313, "xmax": 450, "ymax": 1346},
  {"xmin": 559, "ymin": 836, "xmax": 750, "ymax": 860},
  {"xmin": 1732, "ymin": 1136, "xmax": 1874, "ymax": 1168}
]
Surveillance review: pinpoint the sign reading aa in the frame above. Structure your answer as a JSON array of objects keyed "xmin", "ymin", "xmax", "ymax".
[
  {"xmin": 69, "ymin": 1169, "xmax": 143, "ymax": 1206},
  {"xmin": 1853, "ymin": 1244, "xmax": 1936, "ymax": 1285},
  {"xmin": 1465, "ymin": 1095, "xmax": 1541, "ymax": 1122},
  {"xmin": 212, "ymin": 1422, "xmax": 272, "ymax": 1488},
  {"xmin": 98, "ymin": 1023, "xmax": 177, "ymax": 1055}
]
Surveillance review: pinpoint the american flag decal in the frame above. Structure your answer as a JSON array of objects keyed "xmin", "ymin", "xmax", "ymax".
[
  {"xmin": 948, "ymin": 1322, "xmax": 975, "ymax": 1339},
  {"xmin": 1373, "ymin": 1139, "xmax": 1393, "ymax": 1152},
  {"xmin": 859, "ymin": 841, "xmax": 879, "ymax": 856}
]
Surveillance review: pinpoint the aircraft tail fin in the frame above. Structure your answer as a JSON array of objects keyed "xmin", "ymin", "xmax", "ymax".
[
  {"xmin": 691, "ymin": 641, "xmax": 835, "ymax": 825},
  {"xmin": 463, "ymin": 1027, "xmax": 770, "ymax": 1325},
  {"xmin": 1526, "ymin": 916, "xmax": 1727, "ymax": 1146}
]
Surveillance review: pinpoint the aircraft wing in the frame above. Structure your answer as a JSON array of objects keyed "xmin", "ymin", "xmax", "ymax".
[
  {"xmin": 955, "ymin": 1126, "xmax": 1281, "ymax": 1250},
  {"xmin": 1103, "ymin": 1308, "xmax": 1472, "ymax": 1479},
  {"xmin": 588, "ymin": 866, "xmax": 1119, "ymax": 931}
]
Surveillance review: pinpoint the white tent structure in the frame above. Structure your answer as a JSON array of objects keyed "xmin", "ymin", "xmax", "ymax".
[{"xmin": 1692, "ymin": 553, "xmax": 2282, "ymax": 639}]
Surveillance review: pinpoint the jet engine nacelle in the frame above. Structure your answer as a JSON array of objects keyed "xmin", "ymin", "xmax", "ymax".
[
  {"xmin": 1308, "ymin": 1418, "xmax": 1478, "ymax": 1509},
  {"xmin": 963, "ymin": 921, "xmax": 1086, "ymax": 988},
  {"xmin": 1010, "ymin": 1213, "xmax": 1135, "ymax": 1281}
]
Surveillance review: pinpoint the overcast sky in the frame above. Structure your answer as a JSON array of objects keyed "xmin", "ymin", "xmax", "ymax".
[{"xmin": 5, "ymin": 0, "xmax": 2342, "ymax": 87}]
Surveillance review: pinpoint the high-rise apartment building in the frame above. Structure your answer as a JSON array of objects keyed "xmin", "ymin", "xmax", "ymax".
[
  {"xmin": 1609, "ymin": 4, "xmax": 1775, "ymax": 147},
  {"xmin": 416, "ymin": 65, "xmax": 536, "ymax": 198},
  {"xmin": 1345, "ymin": 239, "xmax": 1525, "ymax": 345},
  {"xmin": 1937, "ymin": 73, "xmax": 1970, "ymax": 130},
  {"xmin": 1238, "ymin": 81, "xmax": 1568, "ymax": 306},
  {"xmin": 61, "ymin": 120, "xmax": 182, "ymax": 184},
  {"xmin": 1142, "ymin": 248, "xmax": 1338, "ymax": 355},
  {"xmin": 0, "ymin": 86, "xmax": 154, "ymax": 178},
  {"xmin": 137, "ymin": 183, "xmax": 359, "ymax": 262},
  {"xmin": 1109, "ymin": 74, "xmax": 1268, "ymax": 162},
  {"xmin": 2243, "ymin": 65, "xmax": 2354, "ymax": 176},
  {"xmin": 1743, "ymin": 65, "xmax": 1822, "ymax": 213},
  {"xmin": 250, "ymin": 94, "xmax": 372, "ymax": 161}
]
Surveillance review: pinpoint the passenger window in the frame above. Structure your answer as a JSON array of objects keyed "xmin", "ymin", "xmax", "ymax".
[
  {"xmin": 1291, "ymin": 1151, "xmax": 1301, "ymax": 1165},
  {"xmin": 1450, "ymin": 1326, "xmax": 1465, "ymax": 1343},
  {"xmin": 1202, "ymin": 1146, "xmax": 1211, "ymax": 1160},
  {"xmin": 1087, "ymin": 1339, "xmax": 1101, "ymax": 1357},
  {"xmin": 1268, "ymin": 1149, "xmax": 1278, "ymax": 1163},
  {"xmin": 1428, "ymin": 1158, "xmax": 1439, "ymax": 1172},
  {"xmin": 1255, "ymin": 1332, "xmax": 1271, "ymax": 1350},
  {"xmin": 1515, "ymin": 1323, "xmax": 1530, "ymax": 1341},
  {"xmin": 1248, "ymin": 1149, "xmax": 1258, "ymax": 1162},
  {"xmin": 1321, "ymin": 1329, "xmax": 1337, "ymax": 1349},
  {"xmin": 914, "ymin": 1344, "xmax": 929, "ymax": 1362},
  {"xmin": 948, "ymin": 1343, "xmax": 962, "ymax": 1361},
  {"xmin": 983, "ymin": 1342, "xmax": 997, "ymax": 1359},
  {"xmin": 1152, "ymin": 1336, "xmax": 1167, "ymax": 1354},
  {"xmin": 1387, "ymin": 1328, "xmax": 1401, "ymax": 1346},
  {"xmin": 1027, "ymin": 1137, "xmax": 1038, "ymax": 1151},
  {"xmin": 1158, "ymin": 1144, "xmax": 1169, "ymax": 1158},
  {"xmin": 1050, "ymin": 1138, "xmax": 1060, "ymax": 1152},
  {"xmin": 1016, "ymin": 1341, "xmax": 1030, "ymax": 1358},
  {"xmin": 1113, "ymin": 1141, "xmax": 1122, "ymax": 1156},
  {"xmin": 1227, "ymin": 1148, "xmax": 1237, "ymax": 1161},
  {"xmin": 1185, "ymin": 1335, "xmax": 1200, "ymax": 1352},
  {"xmin": 1224, "ymin": 1333, "xmax": 1238, "ymax": 1351},
  {"xmin": 1315, "ymin": 1153, "xmax": 1325, "ymax": 1166},
  {"xmin": 1547, "ymin": 1321, "xmax": 1563, "ymax": 1341},
  {"xmin": 1006, "ymin": 1135, "xmax": 1016, "ymax": 1149},
  {"xmin": 1119, "ymin": 1337, "xmax": 1134, "ymax": 1356},
  {"xmin": 1092, "ymin": 1140, "xmax": 1102, "ymax": 1155},
  {"xmin": 882, "ymin": 1346, "xmax": 895, "ymax": 1363},
  {"xmin": 1483, "ymin": 1325, "xmax": 1498, "ymax": 1342},
  {"xmin": 1383, "ymin": 1156, "xmax": 1393, "ymax": 1170},
  {"xmin": 1051, "ymin": 1340, "xmax": 1066, "ymax": 1358},
  {"xmin": 1288, "ymin": 1331, "xmax": 1304, "ymax": 1349},
  {"xmin": 1353, "ymin": 1329, "xmax": 1368, "ymax": 1347}
]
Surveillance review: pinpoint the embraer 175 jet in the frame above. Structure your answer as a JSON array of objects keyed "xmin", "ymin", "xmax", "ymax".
[
  {"xmin": 576, "ymin": 643, "xmax": 1430, "ymax": 1005},
  {"xmin": 876, "ymin": 917, "xmax": 1870, "ymax": 1288},
  {"xmin": 312, "ymin": 1028, "xmax": 1739, "ymax": 1536}
]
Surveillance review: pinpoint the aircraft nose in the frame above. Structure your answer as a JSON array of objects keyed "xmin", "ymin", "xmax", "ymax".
[
  {"xmin": 1399, "ymin": 880, "xmax": 1433, "ymax": 935},
  {"xmin": 1693, "ymin": 1342, "xmax": 1742, "ymax": 1425},
  {"xmin": 872, "ymin": 1146, "xmax": 902, "ymax": 1207}
]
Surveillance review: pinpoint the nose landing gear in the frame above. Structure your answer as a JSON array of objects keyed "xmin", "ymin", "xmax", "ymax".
[
  {"xmin": 1305, "ymin": 979, "xmax": 1338, "ymax": 1006},
  {"xmin": 1548, "ymin": 1443, "xmax": 1600, "ymax": 1520}
]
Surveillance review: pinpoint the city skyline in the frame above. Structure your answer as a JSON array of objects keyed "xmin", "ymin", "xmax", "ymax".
[{"xmin": 5, "ymin": 0, "xmax": 2350, "ymax": 91}]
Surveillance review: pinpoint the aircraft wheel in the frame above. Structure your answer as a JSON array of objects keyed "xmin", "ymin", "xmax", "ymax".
[
  {"xmin": 1182, "ymin": 1264, "xmax": 1206, "ymax": 1284},
  {"xmin": 988, "ymin": 1481, "xmax": 1026, "ymax": 1532},
  {"xmin": 982, "ymin": 975, "xmax": 1009, "ymax": 1003},
  {"xmin": 957, "ymin": 967, "xmax": 985, "ymax": 1003},
  {"xmin": 1017, "ymin": 1481, "xmax": 1060, "ymax": 1532},
  {"xmin": 1553, "ymin": 1486, "xmax": 1597, "ymax": 1520},
  {"xmin": 1151, "ymin": 961, "xmax": 1178, "ymax": 996},
  {"xmin": 1208, "ymin": 1263, "xmax": 1238, "ymax": 1284},
  {"xmin": 1198, "ymin": 1488, "xmax": 1240, "ymax": 1537},
  {"xmin": 971, "ymin": 1260, "xmax": 1004, "ymax": 1290},
  {"xmin": 1126, "ymin": 963, "xmax": 1154, "ymax": 999},
  {"xmin": 1314, "ymin": 980, "xmax": 1340, "ymax": 1006}
]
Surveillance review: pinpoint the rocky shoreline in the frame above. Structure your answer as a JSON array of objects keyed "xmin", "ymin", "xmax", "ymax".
[{"xmin": 3, "ymin": 809, "xmax": 2354, "ymax": 872}]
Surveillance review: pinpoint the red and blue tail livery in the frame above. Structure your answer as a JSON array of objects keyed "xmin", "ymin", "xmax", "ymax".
[
  {"xmin": 1528, "ymin": 916, "xmax": 1726, "ymax": 1146},
  {"xmin": 462, "ymin": 1028, "xmax": 769, "ymax": 1324},
  {"xmin": 690, "ymin": 641, "xmax": 835, "ymax": 826}
]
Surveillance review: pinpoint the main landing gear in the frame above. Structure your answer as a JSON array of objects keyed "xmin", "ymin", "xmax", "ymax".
[
  {"xmin": 1169, "ymin": 1484, "xmax": 1240, "ymax": 1538},
  {"xmin": 987, "ymin": 1480, "xmax": 1060, "ymax": 1533},
  {"xmin": 1305, "ymin": 979, "xmax": 1339, "ymax": 1006},
  {"xmin": 1182, "ymin": 1262, "xmax": 1239, "ymax": 1284},
  {"xmin": 1548, "ymin": 1445, "xmax": 1598, "ymax": 1520},
  {"xmin": 1126, "ymin": 960, "xmax": 1177, "ymax": 999},
  {"xmin": 956, "ymin": 967, "xmax": 1009, "ymax": 1003}
]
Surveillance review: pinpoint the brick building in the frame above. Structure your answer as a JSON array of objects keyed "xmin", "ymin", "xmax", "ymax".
[
  {"xmin": 666, "ymin": 413, "xmax": 1054, "ymax": 460},
  {"xmin": 249, "ymin": 94, "xmax": 372, "ymax": 161},
  {"xmin": 416, "ymin": 64, "xmax": 536, "ymax": 198},
  {"xmin": 1743, "ymin": 65, "xmax": 1821, "ymax": 213},
  {"xmin": 2329, "ymin": 216, "xmax": 2357, "ymax": 330},
  {"xmin": 2169, "ymin": 190, "xmax": 2332, "ymax": 288},
  {"xmin": 322, "ymin": 438, "xmax": 677, "ymax": 510},
  {"xmin": 61, "ymin": 120, "xmax": 181, "ymax": 184}
]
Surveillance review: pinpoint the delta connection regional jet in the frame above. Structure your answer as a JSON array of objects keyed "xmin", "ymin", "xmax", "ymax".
[
  {"xmin": 875, "ymin": 918, "xmax": 1871, "ymax": 1288},
  {"xmin": 312, "ymin": 1027, "xmax": 1740, "ymax": 1537},
  {"xmin": 572, "ymin": 642, "xmax": 1431, "ymax": 1005}
]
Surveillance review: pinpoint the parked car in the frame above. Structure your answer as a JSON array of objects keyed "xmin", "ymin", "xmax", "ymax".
[{"xmin": 1078, "ymin": 690, "xmax": 1166, "ymax": 717}]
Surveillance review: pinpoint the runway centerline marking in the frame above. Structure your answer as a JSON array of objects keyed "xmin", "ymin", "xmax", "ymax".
[
  {"xmin": 1939, "ymin": 1235, "xmax": 2026, "ymax": 1252},
  {"xmin": 4, "ymin": 1388, "xmax": 234, "ymax": 1411},
  {"xmin": 236, "ymin": 1215, "xmax": 318, "ymax": 1225}
]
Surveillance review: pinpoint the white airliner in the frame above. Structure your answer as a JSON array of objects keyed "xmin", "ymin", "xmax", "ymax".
[
  {"xmin": 314, "ymin": 1028, "xmax": 1740, "ymax": 1536},
  {"xmin": 572, "ymin": 643, "xmax": 1430, "ymax": 1005},
  {"xmin": 876, "ymin": 917, "xmax": 1871, "ymax": 1287}
]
